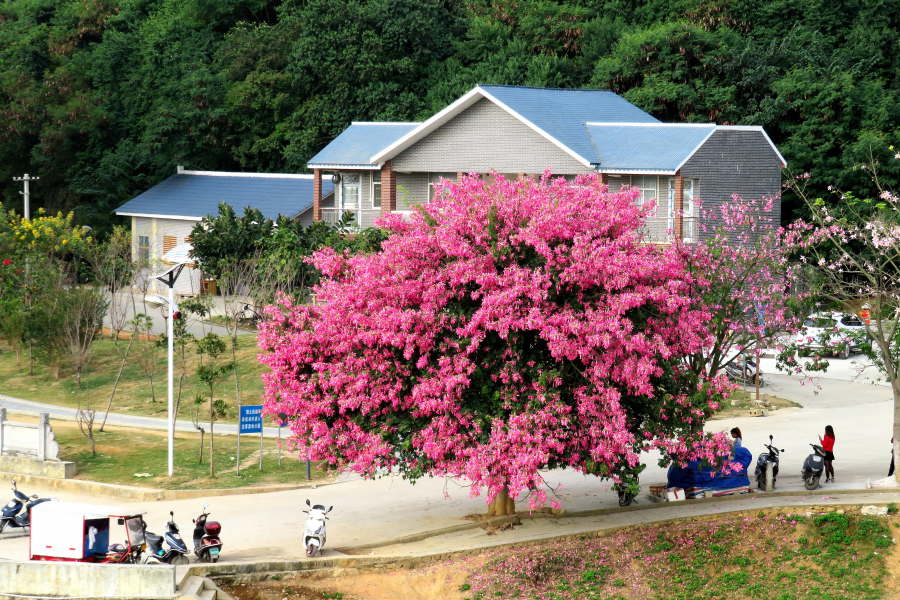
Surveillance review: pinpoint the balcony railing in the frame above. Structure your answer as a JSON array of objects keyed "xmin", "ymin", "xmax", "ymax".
[
  {"xmin": 640, "ymin": 217, "xmax": 699, "ymax": 244},
  {"xmin": 321, "ymin": 208, "xmax": 384, "ymax": 230}
]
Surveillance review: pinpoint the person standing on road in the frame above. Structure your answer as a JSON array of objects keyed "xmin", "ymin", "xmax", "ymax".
[
  {"xmin": 730, "ymin": 428, "xmax": 743, "ymax": 450},
  {"xmin": 819, "ymin": 425, "xmax": 836, "ymax": 483}
]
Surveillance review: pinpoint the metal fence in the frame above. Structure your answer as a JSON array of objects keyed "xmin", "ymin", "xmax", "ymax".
[{"xmin": 639, "ymin": 217, "xmax": 699, "ymax": 244}]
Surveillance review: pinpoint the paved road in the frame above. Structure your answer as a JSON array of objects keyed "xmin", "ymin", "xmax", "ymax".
[
  {"xmin": 0, "ymin": 394, "xmax": 283, "ymax": 438},
  {"xmin": 104, "ymin": 290, "xmax": 255, "ymax": 338},
  {"xmin": 0, "ymin": 358, "xmax": 895, "ymax": 564}
]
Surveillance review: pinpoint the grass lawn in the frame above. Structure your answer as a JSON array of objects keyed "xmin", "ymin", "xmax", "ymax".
[
  {"xmin": 0, "ymin": 335, "xmax": 267, "ymax": 424},
  {"xmin": 14, "ymin": 414, "xmax": 329, "ymax": 490}
]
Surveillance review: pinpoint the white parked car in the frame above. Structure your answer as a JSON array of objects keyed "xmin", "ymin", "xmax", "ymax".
[{"xmin": 795, "ymin": 312, "xmax": 866, "ymax": 359}]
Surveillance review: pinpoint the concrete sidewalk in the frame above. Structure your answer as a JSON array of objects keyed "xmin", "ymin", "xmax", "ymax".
[{"xmin": 0, "ymin": 393, "xmax": 283, "ymax": 438}]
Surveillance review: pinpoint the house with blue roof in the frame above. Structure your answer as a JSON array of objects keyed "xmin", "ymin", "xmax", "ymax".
[
  {"xmin": 115, "ymin": 167, "xmax": 334, "ymax": 294},
  {"xmin": 307, "ymin": 84, "xmax": 785, "ymax": 242}
]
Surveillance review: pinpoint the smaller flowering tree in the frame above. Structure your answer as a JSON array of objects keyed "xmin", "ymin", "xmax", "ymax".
[
  {"xmin": 785, "ymin": 158, "xmax": 900, "ymax": 485},
  {"xmin": 673, "ymin": 194, "xmax": 811, "ymax": 387},
  {"xmin": 259, "ymin": 172, "xmax": 736, "ymax": 513}
]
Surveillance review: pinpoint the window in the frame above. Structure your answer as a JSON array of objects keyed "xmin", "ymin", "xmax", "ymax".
[
  {"xmin": 138, "ymin": 236, "xmax": 150, "ymax": 262},
  {"xmin": 341, "ymin": 173, "xmax": 360, "ymax": 210},
  {"xmin": 668, "ymin": 179, "xmax": 695, "ymax": 241},
  {"xmin": 632, "ymin": 175, "xmax": 658, "ymax": 214},
  {"xmin": 429, "ymin": 173, "xmax": 456, "ymax": 202},
  {"xmin": 162, "ymin": 235, "xmax": 178, "ymax": 255},
  {"xmin": 371, "ymin": 171, "xmax": 381, "ymax": 209}
]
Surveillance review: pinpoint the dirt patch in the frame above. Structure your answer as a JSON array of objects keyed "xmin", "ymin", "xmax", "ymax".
[
  {"xmin": 221, "ymin": 561, "xmax": 475, "ymax": 600},
  {"xmin": 709, "ymin": 389, "xmax": 801, "ymax": 420}
]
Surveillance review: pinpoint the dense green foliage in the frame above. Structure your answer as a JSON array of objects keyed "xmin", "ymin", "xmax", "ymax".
[{"xmin": 2, "ymin": 0, "xmax": 899, "ymax": 234}]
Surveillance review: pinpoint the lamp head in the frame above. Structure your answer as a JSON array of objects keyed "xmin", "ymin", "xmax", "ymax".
[{"xmin": 153, "ymin": 262, "xmax": 187, "ymax": 288}]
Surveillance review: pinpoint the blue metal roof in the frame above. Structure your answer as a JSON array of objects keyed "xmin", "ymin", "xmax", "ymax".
[
  {"xmin": 478, "ymin": 85, "xmax": 660, "ymax": 164},
  {"xmin": 308, "ymin": 122, "xmax": 420, "ymax": 168},
  {"xmin": 585, "ymin": 124, "xmax": 716, "ymax": 172},
  {"xmin": 114, "ymin": 173, "xmax": 334, "ymax": 221}
]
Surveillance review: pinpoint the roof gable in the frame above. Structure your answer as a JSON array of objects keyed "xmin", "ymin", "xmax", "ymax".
[
  {"xmin": 372, "ymin": 85, "xmax": 660, "ymax": 165},
  {"xmin": 307, "ymin": 122, "xmax": 420, "ymax": 169},
  {"xmin": 115, "ymin": 172, "xmax": 334, "ymax": 221}
]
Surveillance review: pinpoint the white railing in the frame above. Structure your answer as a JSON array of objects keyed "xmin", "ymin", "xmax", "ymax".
[
  {"xmin": 640, "ymin": 217, "xmax": 699, "ymax": 244},
  {"xmin": 321, "ymin": 208, "xmax": 384, "ymax": 230}
]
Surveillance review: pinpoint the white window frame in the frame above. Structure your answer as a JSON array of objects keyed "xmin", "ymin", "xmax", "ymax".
[
  {"xmin": 371, "ymin": 171, "xmax": 381, "ymax": 209},
  {"xmin": 428, "ymin": 173, "xmax": 456, "ymax": 202},
  {"xmin": 340, "ymin": 173, "xmax": 361, "ymax": 210},
  {"xmin": 137, "ymin": 235, "xmax": 150, "ymax": 263},
  {"xmin": 632, "ymin": 175, "xmax": 659, "ymax": 216}
]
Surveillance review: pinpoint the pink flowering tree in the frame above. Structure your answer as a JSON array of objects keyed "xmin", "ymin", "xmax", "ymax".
[
  {"xmin": 673, "ymin": 194, "xmax": 818, "ymax": 387},
  {"xmin": 258, "ymin": 173, "xmax": 736, "ymax": 514},
  {"xmin": 785, "ymin": 157, "xmax": 900, "ymax": 485}
]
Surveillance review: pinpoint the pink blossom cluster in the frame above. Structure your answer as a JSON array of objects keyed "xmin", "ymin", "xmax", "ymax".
[{"xmin": 258, "ymin": 172, "xmax": 735, "ymax": 508}]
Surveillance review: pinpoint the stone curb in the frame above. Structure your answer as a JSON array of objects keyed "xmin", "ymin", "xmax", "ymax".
[
  {"xmin": 194, "ymin": 499, "xmax": 896, "ymax": 582},
  {"xmin": 12, "ymin": 472, "xmax": 334, "ymax": 502}
]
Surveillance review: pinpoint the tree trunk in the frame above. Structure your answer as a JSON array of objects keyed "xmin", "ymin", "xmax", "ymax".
[
  {"xmin": 89, "ymin": 433, "xmax": 95, "ymax": 457},
  {"xmin": 101, "ymin": 337, "xmax": 133, "ymax": 432},
  {"xmin": 76, "ymin": 370, "xmax": 82, "ymax": 389},
  {"xmin": 148, "ymin": 374, "xmax": 155, "ymax": 402},
  {"xmin": 487, "ymin": 487, "xmax": 516, "ymax": 517},
  {"xmin": 198, "ymin": 429, "xmax": 204, "ymax": 464},
  {"xmin": 209, "ymin": 399, "xmax": 215, "ymax": 478}
]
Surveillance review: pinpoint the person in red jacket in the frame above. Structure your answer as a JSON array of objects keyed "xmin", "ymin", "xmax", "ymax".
[{"xmin": 819, "ymin": 425, "xmax": 836, "ymax": 483}]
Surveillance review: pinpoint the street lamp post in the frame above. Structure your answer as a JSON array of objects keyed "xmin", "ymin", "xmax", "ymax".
[{"xmin": 148, "ymin": 263, "xmax": 187, "ymax": 477}]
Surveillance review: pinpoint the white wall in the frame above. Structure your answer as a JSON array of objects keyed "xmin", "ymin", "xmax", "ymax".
[{"xmin": 132, "ymin": 216, "xmax": 202, "ymax": 295}]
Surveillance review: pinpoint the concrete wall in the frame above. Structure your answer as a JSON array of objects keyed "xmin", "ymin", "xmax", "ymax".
[
  {"xmin": 0, "ymin": 410, "xmax": 60, "ymax": 461},
  {"xmin": 0, "ymin": 561, "xmax": 176, "ymax": 600},
  {"xmin": 681, "ymin": 129, "xmax": 783, "ymax": 238},
  {"xmin": 392, "ymin": 98, "xmax": 593, "ymax": 175}
]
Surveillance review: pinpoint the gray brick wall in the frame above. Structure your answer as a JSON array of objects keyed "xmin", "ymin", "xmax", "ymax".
[
  {"xmin": 392, "ymin": 98, "xmax": 593, "ymax": 176},
  {"xmin": 681, "ymin": 129, "xmax": 783, "ymax": 238},
  {"xmin": 396, "ymin": 172, "xmax": 430, "ymax": 209}
]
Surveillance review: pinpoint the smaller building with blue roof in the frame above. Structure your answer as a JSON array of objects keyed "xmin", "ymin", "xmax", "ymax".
[{"xmin": 115, "ymin": 167, "xmax": 334, "ymax": 295}]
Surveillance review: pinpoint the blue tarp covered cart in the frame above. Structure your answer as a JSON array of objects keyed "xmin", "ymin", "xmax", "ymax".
[{"xmin": 666, "ymin": 446, "xmax": 753, "ymax": 499}]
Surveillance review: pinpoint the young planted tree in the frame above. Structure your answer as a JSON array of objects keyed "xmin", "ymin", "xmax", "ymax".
[
  {"xmin": 87, "ymin": 225, "xmax": 134, "ymax": 341},
  {"xmin": 785, "ymin": 160, "xmax": 900, "ymax": 486},
  {"xmin": 190, "ymin": 399, "xmax": 206, "ymax": 463},
  {"xmin": 129, "ymin": 313, "xmax": 160, "ymax": 401},
  {"xmin": 259, "ymin": 173, "xmax": 735, "ymax": 514},
  {"xmin": 60, "ymin": 286, "xmax": 109, "ymax": 388},
  {"xmin": 196, "ymin": 333, "xmax": 233, "ymax": 478},
  {"xmin": 76, "ymin": 402, "xmax": 98, "ymax": 458}
]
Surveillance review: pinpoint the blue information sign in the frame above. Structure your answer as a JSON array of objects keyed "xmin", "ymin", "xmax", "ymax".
[{"xmin": 239, "ymin": 405, "xmax": 263, "ymax": 434}]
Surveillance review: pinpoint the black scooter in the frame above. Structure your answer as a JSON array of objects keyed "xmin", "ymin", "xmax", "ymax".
[
  {"xmin": 0, "ymin": 481, "xmax": 56, "ymax": 533},
  {"xmin": 754, "ymin": 435, "xmax": 784, "ymax": 491},
  {"xmin": 145, "ymin": 511, "xmax": 190, "ymax": 565},
  {"xmin": 801, "ymin": 443, "xmax": 827, "ymax": 490}
]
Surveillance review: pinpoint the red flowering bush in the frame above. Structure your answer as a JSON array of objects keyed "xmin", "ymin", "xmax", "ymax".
[{"xmin": 258, "ymin": 173, "xmax": 734, "ymax": 510}]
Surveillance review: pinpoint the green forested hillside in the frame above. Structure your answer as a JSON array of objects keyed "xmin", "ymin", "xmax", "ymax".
[{"xmin": 1, "ymin": 0, "xmax": 898, "ymax": 234}]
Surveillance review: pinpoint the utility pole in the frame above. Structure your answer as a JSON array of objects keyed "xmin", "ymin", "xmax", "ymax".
[{"xmin": 13, "ymin": 174, "xmax": 39, "ymax": 220}]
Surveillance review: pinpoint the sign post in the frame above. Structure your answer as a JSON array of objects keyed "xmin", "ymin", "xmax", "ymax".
[{"xmin": 239, "ymin": 405, "xmax": 263, "ymax": 471}]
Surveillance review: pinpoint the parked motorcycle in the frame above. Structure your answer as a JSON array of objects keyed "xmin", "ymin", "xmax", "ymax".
[
  {"xmin": 303, "ymin": 499, "xmax": 332, "ymax": 558},
  {"xmin": 801, "ymin": 443, "xmax": 827, "ymax": 490},
  {"xmin": 0, "ymin": 480, "xmax": 57, "ymax": 533},
  {"xmin": 754, "ymin": 435, "xmax": 783, "ymax": 491},
  {"xmin": 724, "ymin": 354, "xmax": 764, "ymax": 387},
  {"xmin": 145, "ymin": 511, "xmax": 190, "ymax": 565},
  {"xmin": 192, "ymin": 503, "xmax": 222, "ymax": 563},
  {"xmin": 613, "ymin": 475, "xmax": 640, "ymax": 507}
]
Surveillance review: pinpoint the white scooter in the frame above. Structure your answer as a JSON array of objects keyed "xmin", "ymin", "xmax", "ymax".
[{"xmin": 302, "ymin": 499, "xmax": 332, "ymax": 558}]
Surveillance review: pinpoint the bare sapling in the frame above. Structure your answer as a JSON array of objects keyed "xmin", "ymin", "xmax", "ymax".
[
  {"xmin": 196, "ymin": 333, "xmax": 232, "ymax": 477},
  {"xmin": 129, "ymin": 313, "xmax": 160, "ymax": 401},
  {"xmin": 76, "ymin": 402, "xmax": 98, "ymax": 457},
  {"xmin": 60, "ymin": 285, "xmax": 109, "ymax": 388},
  {"xmin": 191, "ymin": 397, "xmax": 206, "ymax": 463}
]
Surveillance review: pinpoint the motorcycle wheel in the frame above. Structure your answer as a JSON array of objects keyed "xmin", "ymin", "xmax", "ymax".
[
  {"xmin": 618, "ymin": 493, "xmax": 634, "ymax": 507},
  {"xmin": 0, "ymin": 520, "xmax": 6, "ymax": 534},
  {"xmin": 212, "ymin": 557, "xmax": 218, "ymax": 564},
  {"xmin": 172, "ymin": 554, "xmax": 190, "ymax": 566},
  {"xmin": 804, "ymin": 475, "xmax": 820, "ymax": 490},
  {"xmin": 757, "ymin": 474, "xmax": 765, "ymax": 490},
  {"xmin": 306, "ymin": 543, "xmax": 318, "ymax": 558},
  {"xmin": 841, "ymin": 345, "xmax": 850, "ymax": 360}
]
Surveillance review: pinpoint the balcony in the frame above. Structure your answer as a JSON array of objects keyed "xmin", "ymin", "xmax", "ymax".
[
  {"xmin": 321, "ymin": 208, "xmax": 384, "ymax": 230},
  {"xmin": 640, "ymin": 217, "xmax": 699, "ymax": 244}
]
